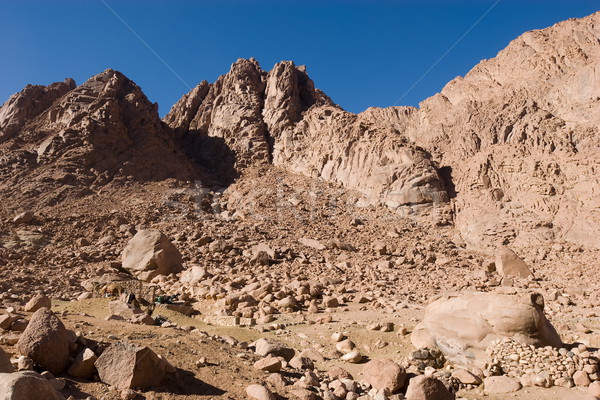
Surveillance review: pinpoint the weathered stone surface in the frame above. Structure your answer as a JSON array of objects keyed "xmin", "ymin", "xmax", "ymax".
[
  {"xmin": 362, "ymin": 359, "xmax": 406, "ymax": 393},
  {"xmin": 24, "ymin": 294, "xmax": 52, "ymax": 312},
  {"xmin": 121, "ymin": 229, "xmax": 183, "ymax": 281},
  {"xmin": 0, "ymin": 371, "xmax": 65, "ymax": 400},
  {"xmin": 411, "ymin": 291, "xmax": 561, "ymax": 366},
  {"xmin": 495, "ymin": 246, "xmax": 533, "ymax": 278},
  {"xmin": 405, "ymin": 375, "xmax": 455, "ymax": 400},
  {"xmin": 0, "ymin": 79, "xmax": 75, "ymax": 143},
  {"xmin": 16, "ymin": 309, "xmax": 70, "ymax": 374},
  {"xmin": 483, "ymin": 376, "xmax": 522, "ymax": 393},
  {"xmin": 94, "ymin": 341, "xmax": 167, "ymax": 389}
]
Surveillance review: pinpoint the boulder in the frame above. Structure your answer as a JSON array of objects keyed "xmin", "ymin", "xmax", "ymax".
[
  {"xmin": 254, "ymin": 338, "xmax": 295, "ymax": 361},
  {"xmin": 405, "ymin": 375, "xmax": 455, "ymax": 400},
  {"xmin": 67, "ymin": 348, "xmax": 97, "ymax": 379},
  {"xmin": 108, "ymin": 300, "xmax": 143, "ymax": 320},
  {"xmin": 246, "ymin": 384, "xmax": 276, "ymax": 400},
  {"xmin": 16, "ymin": 309, "xmax": 70, "ymax": 374},
  {"xmin": 495, "ymin": 246, "xmax": 533, "ymax": 278},
  {"xmin": 0, "ymin": 348, "xmax": 14, "ymax": 373},
  {"xmin": 0, "ymin": 371, "xmax": 65, "ymax": 400},
  {"xmin": 483, "ymin": 376, "xmax": 521, "ymax": 393},
  {"xmin": 253, "ymin": 356, "xmax": 282, "ymax": 373},
  {"xmin": 362, "ymin": 359, "xmax": 406, "ymax": 393},
  {"xmin": 95, "ymin": 341, "xmax": 168, "ymax": 389},
  {"xmin": 12, "ymin": 212, "xmax": 34, "ymax": 224},
  {"xmin": 121, "ymin": 229, "xmax": 183, "ymax": 281},
  {"xmin": 411, "ymin": 291, "xmax": 561, "ymax": 366},
  {"xmin": 24, "ymin": 294, "xmax": 51, "ymax": 312},
  {"xmin": 179, "ymin": 265, "xmax": 207, "ymax": 285}
]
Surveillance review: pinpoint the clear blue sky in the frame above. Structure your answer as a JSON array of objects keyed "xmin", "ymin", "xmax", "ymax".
[{"xmin": 1, "ymin": 1, "xmax": 598, "ymax": 116}]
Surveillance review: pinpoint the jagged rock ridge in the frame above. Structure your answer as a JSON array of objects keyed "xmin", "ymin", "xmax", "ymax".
[{"xmin": 0, "ymin": 69, "xmax": 202, "ymax": 209}]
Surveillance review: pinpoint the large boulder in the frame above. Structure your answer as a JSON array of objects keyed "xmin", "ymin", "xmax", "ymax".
[
  {"xmin": 0, "ymin": 371, "xmax": 65, "ymax": 400},
  {"xmin": 16, "ymin": 309, "xmax": 70, "ymax": 374},
  {"xmin": 362, "ymin": 359, "xmax": 406, "ymax": 393},
  {"xmin": 495, "ymin": 246, "xmax": 533, "ymax": 278},
  {"xmin": 0, "ymin": 349, "xmax": 14, "ymax": 373},
  {"xmin": 121, "ymin": 229, "xmax": 183, "ymax": 281},
  {"xmin": 24, "ymin": 294, "xmax": 51, "ymax": 312},
  {"xmin": 94, "ymin": 341, "xmax": 167, "ymax": 389},
  {"xmin": 405, "ymin": 375, "xmax": 455, "ymax": 400},
  {"xmin": 411, "ymin": 291, "xmax": 561, "ymax": 367}
]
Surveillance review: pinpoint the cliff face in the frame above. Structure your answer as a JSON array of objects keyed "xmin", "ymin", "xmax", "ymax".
[
  {"xmin": 166, "ymin": 60, "xmax": 449, "ymax": 216},
  {"xmin": 410, "ymin": 12, "xmax": 600, "ymax": 250}
]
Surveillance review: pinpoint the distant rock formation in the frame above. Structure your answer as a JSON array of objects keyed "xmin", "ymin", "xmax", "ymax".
[{"xmin": 0, "ymin": 69, "xmax": 202, "ymax": 208}]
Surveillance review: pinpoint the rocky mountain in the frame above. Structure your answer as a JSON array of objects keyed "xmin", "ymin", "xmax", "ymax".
[
  {"xmin": 1, "ymin": 12, "xmax": 599, "ymax": 253},
  {"xmin": 0, "ymin": 69, "xmax": 202, "ymax": 210},
  {"xmin": 165, "ymin": 12, "xmax": 600, "ymax": 252}
]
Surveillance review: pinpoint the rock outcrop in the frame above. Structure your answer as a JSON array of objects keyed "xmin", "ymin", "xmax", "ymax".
[
  {"xmin": 0, "ymin": 69, "xmax": 202, "ymax": 210},
  {"xmin": 0, "ymin": 78, "xmax": 75, "ymax": 143},
  {"xmin": 411, "ymin": 12, "xmax": 600, "ymax": 250},
  {"xmin": 166, "ymin": 59, "xmax": 449, "ymax": 215},
  {"xmin": 411, "ymin": 291, "xmax": 562, "ymax": 367}
]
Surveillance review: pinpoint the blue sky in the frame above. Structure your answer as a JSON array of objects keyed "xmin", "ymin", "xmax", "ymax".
[{"xmin": 1, "ymin": 1, "xmax": 598, "ymax": 116}]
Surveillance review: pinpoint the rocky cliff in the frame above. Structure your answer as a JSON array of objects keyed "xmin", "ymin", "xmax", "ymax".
[
  {"xmin": 0, "ymin": 69, "xmax": 202, "ymax": 209},
  {"xmin": 411, "ymin": 12, "xmax": 600, "ymax": 250}
]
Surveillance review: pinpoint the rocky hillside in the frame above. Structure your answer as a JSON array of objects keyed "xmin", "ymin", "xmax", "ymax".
[
  {"xmin": 0, "ymin": 69, "xmax": 203, "ymax": 211},
  {"xmin": 165, "ymin": 11, "xmax": 600, "ymax": 252}
]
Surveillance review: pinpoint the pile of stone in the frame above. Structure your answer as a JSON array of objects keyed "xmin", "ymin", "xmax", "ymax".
[{"xmin": 486, "ymin": 338, "xmax": 599, "ymax": 388}]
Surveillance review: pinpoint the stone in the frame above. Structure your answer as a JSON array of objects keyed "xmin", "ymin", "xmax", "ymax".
[
  {"xmin": 246, "ymin": 384, "xmax": 276, "ymax": 400},
  {"xmin": 179, "ymin": 265, "xmax": 208, "ymax": 285},
  {"xmin": 0, "ymin": 371, "xmax": 65, "ymax": 400},
  {"xmin": 589, "ymin": 381, "xmax": 600, "ymax": 397},
  {"xmin": 16, "ymin": 309, "xmax": 70, "ymax": 374},
  {"xmin": 94, "ymin": 341, "xmax": 167, "ymax": 389},
  {"xmin": 13, "ymin": 211, "xmax": 34, "ymax": 224},
  {"xmin": 483, "ymin": 376, "xmax": 522, "ymax": 393},
  {"xmin": 24, "ymin": 294, "xmax": 51, "ymax": 312},
  {"xmin": 108, "ymin": 300, "xmax": 143, "ymax": 320},
  {"xmin": 411, "ymin": 291, "xmax": 561, "ymax": 366},
  {"xmin": 451, "ymin": 368, "xmax": 481, "ymax": 385},
  {"xmin": 340, "ymin": 349, "xmax": 363, "ymax": 363},
  {"xmin": 289, "ymin": 356, "xmax": 314, "ymax": 370},
  {"xmin": 254, "ymin": 338, "xmax": 295, "ymax": 361},
  {"xmin": 574, "ymin": 370, "xmax": 592, "ymax": 387},
  {"xmin": 67, "ymin": 348, "xmax": 97, "ymax": 379},
  {"xmin": 362, "ymin": 359, "xmax": 406, "ymax": 393},
  {"xmin": 0, "ymin": 314, "xmax": 14, "ymax": 330},
  {"xmin": 253, "ymin": 356, "xmax": 282, "ymax": 372},
  {"xmin": 121, "ymin": 229, "xmax": 183, "ymax": 282},
  {"xmin": 0, "ymin": 348, "xmax": 13, "ymax": 373},
  {"xmin": 495, "ymin": 246, "xmax": 533, "ymax": 278},
  {"xmin": 327, "ymin": 366, "xmax": 353, "ymax": 380},
  {"xmin": 404, "ymin": 375, "xmax": 455, "ymax": 400}
]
